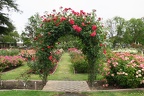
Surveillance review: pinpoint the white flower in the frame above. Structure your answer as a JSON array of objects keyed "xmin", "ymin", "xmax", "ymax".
[
  {"xmin": 138, "ymin": 70, "xmax": 141, "ymax": 73},
  {"xmin": 122, "ymin": 72, "xmax": 125, "ymax": 74},
  {"xmin": 125, "ymin": 73, "xmax": 128, "ymax": 76},
  {"xmin": 140, "ymin": 80, "xmax": 144, "ymax": 84},
  {"xmin": 136, "ymin": 71, "xmax": 139, "ymax": 74},
  {"xmin": 138, "ymin": 74, "xmax": 142, "ymax": 77},
  {"xmin": 111, "ymin": 74, "xmax": 114, "ymax": 76},
  {"xmin": 136, "ymin": 75, "xmax": 138, "ymax": 78}
]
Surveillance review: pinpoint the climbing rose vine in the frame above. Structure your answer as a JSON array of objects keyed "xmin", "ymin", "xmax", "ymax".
[{"xmin": 33, "ymin": 7, "xmax": 106, "ymax": 87}]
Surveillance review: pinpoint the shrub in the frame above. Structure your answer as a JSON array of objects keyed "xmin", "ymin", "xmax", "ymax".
[
  {"xmin": 112, "ymin": 48, "xmax": 138, "ymax": 54},
  {"xmin": 27, "ymin": 49, "xmax": 63, "ymax": 74},
  {"xmin": 104, "ymin": 52, "xmax": 144, "ymax": 88},
  {"xmin": 0, "ymin": 56, "xmax": 25, "ymax": 71},
  {"xmin": 0, "ymin": 49, "xmax": 20, "ymax": 56},
  {"xmin": 70, "ymin": 52, "xmax": 88, "ymax": 73}
]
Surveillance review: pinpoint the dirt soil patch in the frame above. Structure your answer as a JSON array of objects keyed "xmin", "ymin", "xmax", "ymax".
[
  {"xmin": 90, "ymin": 80, "xmax": 144, "ymax": 90},
  {"xmin": 0, "ymin": 80, "xmax": 43, "ymax": 90}
]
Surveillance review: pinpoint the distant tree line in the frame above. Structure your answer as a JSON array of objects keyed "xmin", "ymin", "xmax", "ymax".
[{"xmin": 105, "ymin": 16, "xmax": 144, "ymax": 48}]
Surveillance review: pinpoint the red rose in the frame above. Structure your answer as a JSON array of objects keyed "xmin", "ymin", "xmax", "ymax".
[
  {"xmin": 48, "ymin": 55, "xmax": 53, "ymax": 60},
  {"xmin": 31, "ymin": 57, "xmax": 35, "ymax": 61},
  {"xmin": 47, "ymin": 46, "xmax": 51, "ymax": 49},
  {"xmin": 100, "ymin": 44, "xmax": 103, "ymax": 47},
  {"xmin": 76, "ymin": 27, "xmax": 82, "ymax": 33},
  {"xmin": 53, "ymin": 16, "xmax": 58, "ymax": 21},
  {"xmin": 53, "ymin": 9, "xmax": 56, "ymax": 12},
  {"xmin": 34, "ymin": 37, "xmax": 38, "ymax": 40},
  {"xmin": 92, "ymin": 9, "xmax": 96, "ymax": 12},
  {"xmin": 90, "ymin": 31, "xmax": 96, "ymax": 37},
  {"xmin": 98, "ymin": 17, "xmax": 101, "ymax": 21},
  {"xmin": 72, "ymin": 25, "xmax": 78, "ymax": 30},
  {"xmin": 72, "ymin": 25, "xmax": 82, "ymax": 33},
  {"xmin": 59, "ymin": 6, "xmax": 63, "ymax": 9},
  {"xmin": 81, "ymin": 22, "xmax": 86, "ymax": 26},
  {"xmin": 92, "ymin": 25, "xmax": 97, "ymax": 30},
  {"xmin": 42, "ymin": 48, "xmax": 44, "ymax": 51},
  {"xmin": 60, "ymin": 17, "xmax": 66, "ymax": 21},
  {"xmin": 103, "ymin": 50, "xmax": 106, "ymax": 54},
  {"xmin": 42, "ymin": 18, "xmax": 47, "ymax": 22},
  {"xmin": 64, "ymin": 8, "xmax": 68, "ymax": 12},
  {"xmin": 69, "ymin": 19, "xmax": 75, "ymax": 25}
]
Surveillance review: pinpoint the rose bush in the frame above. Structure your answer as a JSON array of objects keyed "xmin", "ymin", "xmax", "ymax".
[
  {"xmin": 104, "ymin": 52, "xmax": 144, "ymax": 88},
  {"xmin": 70, "ymin": 49, "xmax": 88, "ymax": 73},
  {"xmin": 33, "ymin": 7, "xmax": 106, "ymax": 86},
  {"xmin": 0, "ymin": 56, "xmax": 25, "ymax": 71},
  {"xmin": 27, "ymin": 49, "xmax": 63, "ymax": 74}
]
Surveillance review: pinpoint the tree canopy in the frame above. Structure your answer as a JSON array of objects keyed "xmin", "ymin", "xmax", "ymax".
[{"xmin": 0, "ymin": 0, "xmax": 20, "ymax": 34}]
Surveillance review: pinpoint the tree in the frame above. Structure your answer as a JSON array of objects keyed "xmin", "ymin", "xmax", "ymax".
[
  {"xmin": 21, "ymin": 31, "xmax": 31, "ymax": 47},
  {"xmin": 1, "ymin": 31, "xmax": 20, "ymax": 43},
  {"xmin": 0, "ymin": 0, "xmax": 21, "ymax": 34},
  {"xmin": 21, "ymin": 13, "xmax": 42, "ymax": 47},
  {"xmin": 56, "ymin": 35, "xmax": 82, "ymax": 50},
  {"xmin": 126, "ymin": 18, "xmax": 144, "ymax": 45},
  {"xmin": 105, "ymin": 16, "xmax": 126, "ymax": 48}
]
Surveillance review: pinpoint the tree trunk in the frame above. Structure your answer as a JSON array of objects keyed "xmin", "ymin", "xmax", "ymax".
[
  {"xmin": 88, "ymin": 58, "xmax": 96, "ymax": 88},
  {"xmin": 42, "ymin": 72, "xmax": 48, "ymax": 86}
]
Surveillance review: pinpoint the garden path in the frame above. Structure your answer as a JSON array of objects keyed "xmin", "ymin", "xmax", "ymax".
[
  {"xmin": 43, "ymin": 52, "xmax": 90, "ymax": 92},
  {"xmin": 52, "ymin": 52, "xmax": 73, "ymax": 80}
]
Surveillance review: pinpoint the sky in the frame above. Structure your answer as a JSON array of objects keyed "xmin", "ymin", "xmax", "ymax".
[{"xmin": 7, "ymin": 0, "xmax": 144, "ymax": 34}]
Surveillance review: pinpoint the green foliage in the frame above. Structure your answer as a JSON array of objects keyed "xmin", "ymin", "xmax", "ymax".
[
  {"xmin": 56, "ymin": 35, "xmax": 83, "ymax": 50},
  {"xmin": 106, "ymin": 17, "xmax": 144, "ymax": 48},
  {"xmin": 0, "ymin": 49, "xmax": 20, "ymax": 56},
  {"xmin": 104, "ymin": 52, "xmax": 144, "ymax": 88},
  {"xmin": 21, "ymin": 13, "xmax": 42, "ymax": 47},
  {"xmin": 34, "ymin": 7, "xmax": 106, "ymax": 86},
  {"xmin": 70, "ymin": 52, "xmax": 88, "ymax": 73},
  {"xmin": 0, "ymin": 91, "xmax": 60, "ymax": 96},
  {"xmin": 0, "ymin": 0, "xmax": 21, "ymax": 34},
  {"xmin": 26, "ymin": 49, "xmax": 63, "ymax": 75},
  {"xmin": 2, "ymin": 31, "xmax": 20, "ymax": 43},
  {"xmin": 0, "ymin": 56, "xmax": 25, "ymax": 72}
]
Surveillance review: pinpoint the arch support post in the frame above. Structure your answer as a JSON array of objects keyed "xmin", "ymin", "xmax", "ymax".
[{"xmin": 88, "ymin": 57, "xmax": 97, "ymax": 88}]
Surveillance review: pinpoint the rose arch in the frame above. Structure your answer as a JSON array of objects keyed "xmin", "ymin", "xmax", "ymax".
[{"xmin": 33, "ymin": 7, "xmax": 106, "ymax": 87}]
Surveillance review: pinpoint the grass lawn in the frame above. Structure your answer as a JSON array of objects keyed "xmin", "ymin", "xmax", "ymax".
[
  {"xmin": 85, "ymin": 91, "xmax": 144, "ymax": 96},
  {"xmin": 2, "ymin": 52, "xmax": 95, "ymax": 81},
  {"xmin": 2, "ymin": 63, "xmax": 42, "ymax": 80},
  {"xmin": 48, "ymin": 52, "xmax": 88, "ymax": 80},
  {"xmin": 0, "ymin": 90, "xmax": 61, "ymax": 96},
  {"xmin": 0, "ymin": 90, "xmax": 144, "ymax": 96}
]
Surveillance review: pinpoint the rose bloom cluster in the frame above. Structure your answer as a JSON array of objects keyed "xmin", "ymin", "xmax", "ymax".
[
  {"xmin": 0, "ymin": 56, "xmax": 25, "ymax": 71},
  {"xmin": 40, "ymin": 7, "xmax": 102, "ymax": 38},
  {"xmin": 104, "ymin": 52, "xmax": 144, "ymax": 88}
]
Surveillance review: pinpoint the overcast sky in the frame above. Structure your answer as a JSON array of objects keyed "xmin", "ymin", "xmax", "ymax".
[{"xmin": 8, "ymin": 0, "xmax": 144, "ymax": 34}]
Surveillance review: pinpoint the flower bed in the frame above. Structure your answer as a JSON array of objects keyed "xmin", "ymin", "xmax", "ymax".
[
  {"xmin": 104, "ymin": 52, "xmax": 144, "ymax": 88},
  {"xmin": 0, "ymin": 56, "xmax": 25, "ymax": 71},
  {"xmin": 112, "ymin": 48, "xmax": 138, "ymax": 54},
  {"xmin": 0, "ymin": 49, "xmax": 20, "ymax": 56},
  {"xmin": 69, "ymin": 49, "xmax": 88, "ymax": 73},
  {"xmin": 26, "ymin": 49, "xmax": 63, "ymax": 74}
]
